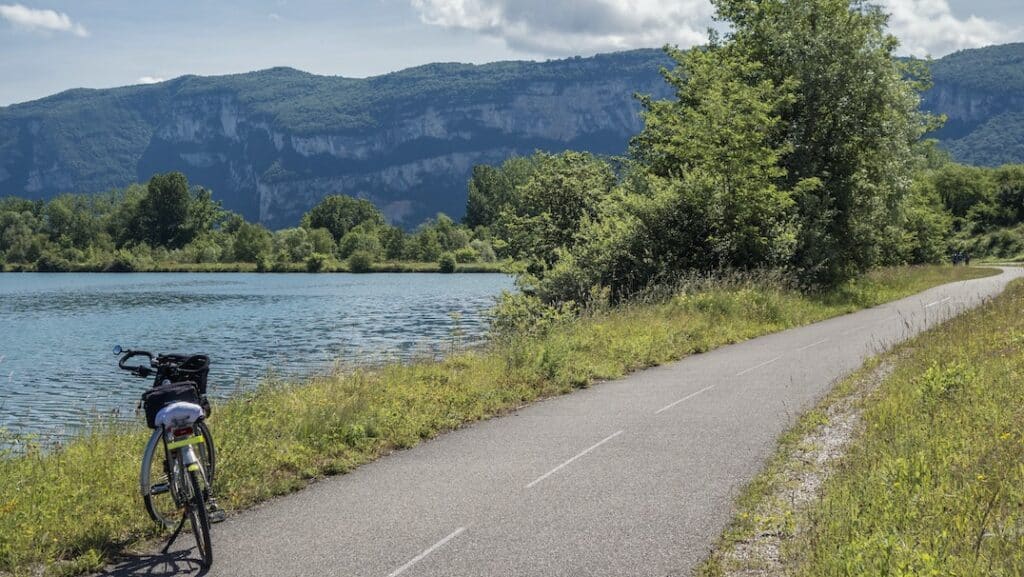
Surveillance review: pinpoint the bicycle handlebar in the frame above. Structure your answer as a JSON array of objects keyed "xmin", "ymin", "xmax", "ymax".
[
  {"xmin": 116, "ymin": 348, "xmax": 209, "ymax": 379},
  {"xmin": 117, "ymin": 350, "xmax": 153, "ymax": 377}
]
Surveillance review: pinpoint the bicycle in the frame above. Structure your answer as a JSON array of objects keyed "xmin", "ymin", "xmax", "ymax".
[{"xmin": 115, "ymin": 345, "xmax": 223, "ymax": 568}]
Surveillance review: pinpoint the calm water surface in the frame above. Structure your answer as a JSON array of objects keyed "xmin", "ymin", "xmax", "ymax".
[{"xmin": 0, "ymin": 273, "xmax": 513, "ymax": 439}]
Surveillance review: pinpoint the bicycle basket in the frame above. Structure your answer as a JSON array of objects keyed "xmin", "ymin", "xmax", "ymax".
[
  {"xmin": 141, "ymin": 382, "xmax": 201, "ymax": 429},
  {"xmin": 154, "ymin": 354, "xmax": 210, "ymax": 395}
]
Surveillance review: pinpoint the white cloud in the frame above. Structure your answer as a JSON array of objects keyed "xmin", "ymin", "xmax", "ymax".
[
  {"xmin": 880, "ymin": 0, "xmax": 1013, "ymax": 57},
  {"xmin": 137, "ymin": 76, "xmax": 165, "ymax": 85},
  {"xmin": 0, "ymin": 3, "xmax": 87, "ymax": 37},
  {"xmin": 409, "ymin": 0, "xmax": 1014, "ymax": 58},
  {"xmin": 269, "ymin": 12, "xmax": 282, "ymax": 21},
  {"xmin": 409, "ymin": 0, "xmax": 713, "ymax": 55}
]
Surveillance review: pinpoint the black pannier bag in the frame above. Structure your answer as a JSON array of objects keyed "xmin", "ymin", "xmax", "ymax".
[
  {"xmin": 154, "ymin": 354, "xmax": 210, "ymax": 395},
  {"xmin": 141, "ymin": 382, "xmax": 201, "ymax": 429}
]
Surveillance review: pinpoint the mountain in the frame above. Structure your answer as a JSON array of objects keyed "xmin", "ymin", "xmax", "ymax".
[
  {"xmin": 920, "ymin": 43, "xmax": 1024, "ymax": 167},
  {"xmin": 0, "ymin": 51, "xmax": 672, "ymax": 228},
  {"xmin": 1, "ymin": 44, "xmax": 1022, "ymax": 228}
]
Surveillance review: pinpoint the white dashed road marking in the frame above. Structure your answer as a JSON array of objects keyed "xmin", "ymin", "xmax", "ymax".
[
  {"xmin": 735, "ymin": 355, "xmax": 782, "ymax": 377},
  {"xmin": 526, "ymin": 431, "xmax": 624, "ymax": 489},
  {"xmin": 387, "ymin": 527, "xmax": 466, "ymax": 577}
]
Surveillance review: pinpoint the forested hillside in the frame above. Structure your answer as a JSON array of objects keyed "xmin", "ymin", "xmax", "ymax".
[
  {"xmin": 0, "ymin": 44, "xmax": 1022, "ymax": 229},
  {"xmin": 0, "ymin": 51, "xmax": 671, "ymax": 228},
  {"xmin": 922, "ymin": 42, "xmax": 1024, "ymax": 166}
]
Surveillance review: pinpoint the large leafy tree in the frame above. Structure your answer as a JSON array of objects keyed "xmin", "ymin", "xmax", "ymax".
[
  {"xmin": 493, "ymin": 151, "xmax": 616, "ymax": 266},
  {"xmin": 631, "ymin": 45, "xmax": 799, "ymax": 271},
  {"xmin": 140, "ymin": 172, "xmax": 192, "ymax": 249},
  {"xmin": 712, "ymin": 0, "xmax": 932, "ymax": 284},
  {"xmin": 464, "ymin": 156, "xmax": 537, "ymax": 228}
]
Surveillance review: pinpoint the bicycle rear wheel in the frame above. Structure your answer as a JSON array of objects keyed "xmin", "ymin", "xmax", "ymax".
[
  {"xmin": 142, "ymin": 428, "xmax": 215, "ymax": 528},
  {"xmin": 187, "ymin": 469, "xmax": 213, "ymax": 568}
]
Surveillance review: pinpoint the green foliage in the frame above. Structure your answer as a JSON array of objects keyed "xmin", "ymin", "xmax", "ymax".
[
  {"xmin": 302, "ymin": 195, "xmax": 385, "ymax": 241},
  {"xmin": 453, "ymin": 247, "xmax": 479, "ymax": 263},
  {"xmin": 338, "ymin": 225, "xmax": 384, "ymax": 260},
  {"xmin": 347, "ymin": 250, "xmax": 375, "ymax": 273},
  {"xmin": 305, "ymin": 252, "xmax": 333, "ymax": 273},
  {"xmin": 438, "ymin": 252, "xmax": 457, "ymax": 273},
  {"xmin": 464, "ymin": 156, "xmax": 538, "ymax": 228},
  {"xmin": 35, "ymin": 251, "xmax": 73, "ymax": 272},
  {"xmin": 492, "ymin": 151, "xmax": 616, "ymax": 266},
  {"xmin": 789, "ymin": 280, "xmax": 1024, "ymax": 576},
  {"xmin": 0, "ymin": 175, "xmax": 493, "ymax": 271},
  {"xmin": 715, "ymin": 0, "xmax": 931, "ymax": 285},
  {"xmin": 233, "ymin": 221, "xmax": 273, "ymax": 262},
  {"xmin": 139, "ymin": 172, "xmax": 192, "ymax": 248}
]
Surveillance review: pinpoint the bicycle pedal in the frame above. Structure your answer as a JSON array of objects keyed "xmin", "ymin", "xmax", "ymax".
[
  {"xmin": 208, "ymin": 508, "xmax": 227, "ymax": 523},
  {"xmin": 150, "ymin": 483, "xmax": 170, "ymax": 495}
]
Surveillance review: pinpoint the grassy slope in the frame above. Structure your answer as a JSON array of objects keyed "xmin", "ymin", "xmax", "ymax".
[
  {"xmin": 0, "ymin": 265, "xmax": 995, "ymax": 575},
  {"xmin": 702, "ymin": 274, "xmax": 1024, "ymax": 577}
]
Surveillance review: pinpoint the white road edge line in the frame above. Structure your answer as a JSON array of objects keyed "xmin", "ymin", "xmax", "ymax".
[
  {"xmin": 925, "ymin": 295, "xmax": 954, "ymax": 309},
  {"xmin": 387, "ymin": 527, "xmax": 466, "ymax": 577},
  {"xmin": 526, "ymin": 431, "xmax": 624, "ymax": 489},
  {"xmin": 796, "ymin": 338, "xmax": 829, "ymax": 352},
  {"xmin": 655, "ymin": 383, "xmax": 719, "ymax": 415},
  {"xmin": 735, "ymin": 355, "xmax": 783, "ymax": 377}
]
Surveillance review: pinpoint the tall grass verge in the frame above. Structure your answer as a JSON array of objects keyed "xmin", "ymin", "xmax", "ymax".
[
  {"xmin": 788, "ymin": 278, "xmax": 1024, "ymax": 576},
  {"xmin": 701, "ymin": 273, "xmax": 1024, "ymax": 577},
  {"xmin": 0, "ymin": 265, "xmax": 996, "ymax": 575}
]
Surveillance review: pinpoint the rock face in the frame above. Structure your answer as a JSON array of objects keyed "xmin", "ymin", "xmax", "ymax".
[
  {"xmin": 0, "ymin": 51, "xmax": 672, "ymax": 228},
  {"xmin": 1, "ymin": 44, "xmax": 1022, "ymax": 228}
]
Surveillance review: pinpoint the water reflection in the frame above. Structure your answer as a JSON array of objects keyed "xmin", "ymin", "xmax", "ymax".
[{"xmin": 0, "ymin": 273, "xmax": 513, "ymax": 440}]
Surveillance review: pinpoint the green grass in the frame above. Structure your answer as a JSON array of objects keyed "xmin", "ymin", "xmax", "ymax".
[
  {"xmin": 791, "ymin": 279, "xmax": 1024, "ymax": 576},
  {"xmin": 701, "ymin": 273, "xmax": 1024, "ymax": 577},
  {"xmin": 0, "ymin": 265, "xmax": 996, "ymax": 575}
]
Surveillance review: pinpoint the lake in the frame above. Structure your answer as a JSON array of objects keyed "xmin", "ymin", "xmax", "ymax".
[{"xmin": 0, "ymin": 273, "xmax": 514, "ymax": 440}]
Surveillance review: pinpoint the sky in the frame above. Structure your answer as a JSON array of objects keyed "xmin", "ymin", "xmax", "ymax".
[{"xmin": 0, "ymin": 0, "xmax": 1021, "ymax": 106}]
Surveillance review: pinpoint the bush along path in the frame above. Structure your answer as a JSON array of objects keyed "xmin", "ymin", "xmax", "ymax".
[{"xmin": 702, "ymin": 275, "xmax": 1024, "ymax": 577}]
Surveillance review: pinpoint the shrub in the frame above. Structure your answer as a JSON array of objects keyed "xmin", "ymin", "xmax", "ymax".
[
  {"xmin": 348, "ymin": 250, "xmax": 375, "ymax": 273},
  {"xmin": 35, "ymin": 252, "xmax": 72, "ymax": 272},
  {"xmin": 453, "ymin": 247, "xmax": 479, "ymax": 263},
  {"xmin": 104, "ymin": 250, "xmax": 137, "ymax": 272},
  {"xmin": 439, "ymin": 252, "xmax": 457, "ymax": 273},
  {"xmin": 255, "ymin": 254, "xmax": 272, "ymax": 273},
  {"xmin": 305, "ymin": 252, "xmax": 332, "ymax": 273}
]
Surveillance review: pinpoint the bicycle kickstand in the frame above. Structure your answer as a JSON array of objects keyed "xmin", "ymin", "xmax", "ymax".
[{"xmin": 162, "ymin": 511, "xmax": 188, "ymax": 553}]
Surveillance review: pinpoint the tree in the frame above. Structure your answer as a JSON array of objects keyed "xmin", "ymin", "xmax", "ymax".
[
  {"xmin": 186, "ymin": 186, "xmax": 225, "ymax": 240},
  {"xmin": 338, "ymin": 225, "xmax": 384, "ymax": 260},
  {"xmin": 493, "ymin": 151, "xmax": 616, "ymax": 265},
  {"xmin": 464, "ymin": 156, "xmax": 537, "ymax": 228},
  {"xmin": 711, "ymin": 0, "xmax": 933, "ymax": 285},
  {"xmin": 139, "ymin": 172, "xmax": 193, "ymax": 248},
  {"xmin": 302, "ymin": 195, "xmax": 385, "ymax": 241},
  {"xmin": 631, "ymin": 46, "xmax": 798, "ymax": 271},
  {"xmin": 232, "ymin": 222, "xmax": 273, "ymax": 262},
  {"xmin": 273, "ymin": 228, "xmax": 314, "ymax": 262}
]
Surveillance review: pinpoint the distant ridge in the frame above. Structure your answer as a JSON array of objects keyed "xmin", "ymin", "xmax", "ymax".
[{"xmin": 0, "ymin": 45, "xmax": 1020, "ymax": 227}]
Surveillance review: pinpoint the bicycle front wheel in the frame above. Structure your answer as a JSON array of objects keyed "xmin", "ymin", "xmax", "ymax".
[{"xmin": 187, "ymin": 469, "xmax": 213, "ymax": 568}]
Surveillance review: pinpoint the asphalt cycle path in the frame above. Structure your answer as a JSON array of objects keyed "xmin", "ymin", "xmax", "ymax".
[{"xmin": 102, "ymin": 267, "xmax": 1023, "ymax": 577}]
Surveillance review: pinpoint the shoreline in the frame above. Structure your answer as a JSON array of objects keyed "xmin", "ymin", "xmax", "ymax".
[{"xmin": 0, "ymin": 261, "xmax": 517, "ymax": 274}]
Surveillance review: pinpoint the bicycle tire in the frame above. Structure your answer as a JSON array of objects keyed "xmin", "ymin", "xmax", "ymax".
[
  {"xmin": 187, "ymin": 469, "xmax": 213, "ymax": 568},
  {"xmin": 141, "ymin": 432, "xmax": 180, "ymax": 528},
  {"xmin": 196, "ymin": 420, "xmax": 216, "ymax": 486},
  {"xmin": 142, "ymin": 428, "xmax": 215, "ymax": 528}
]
